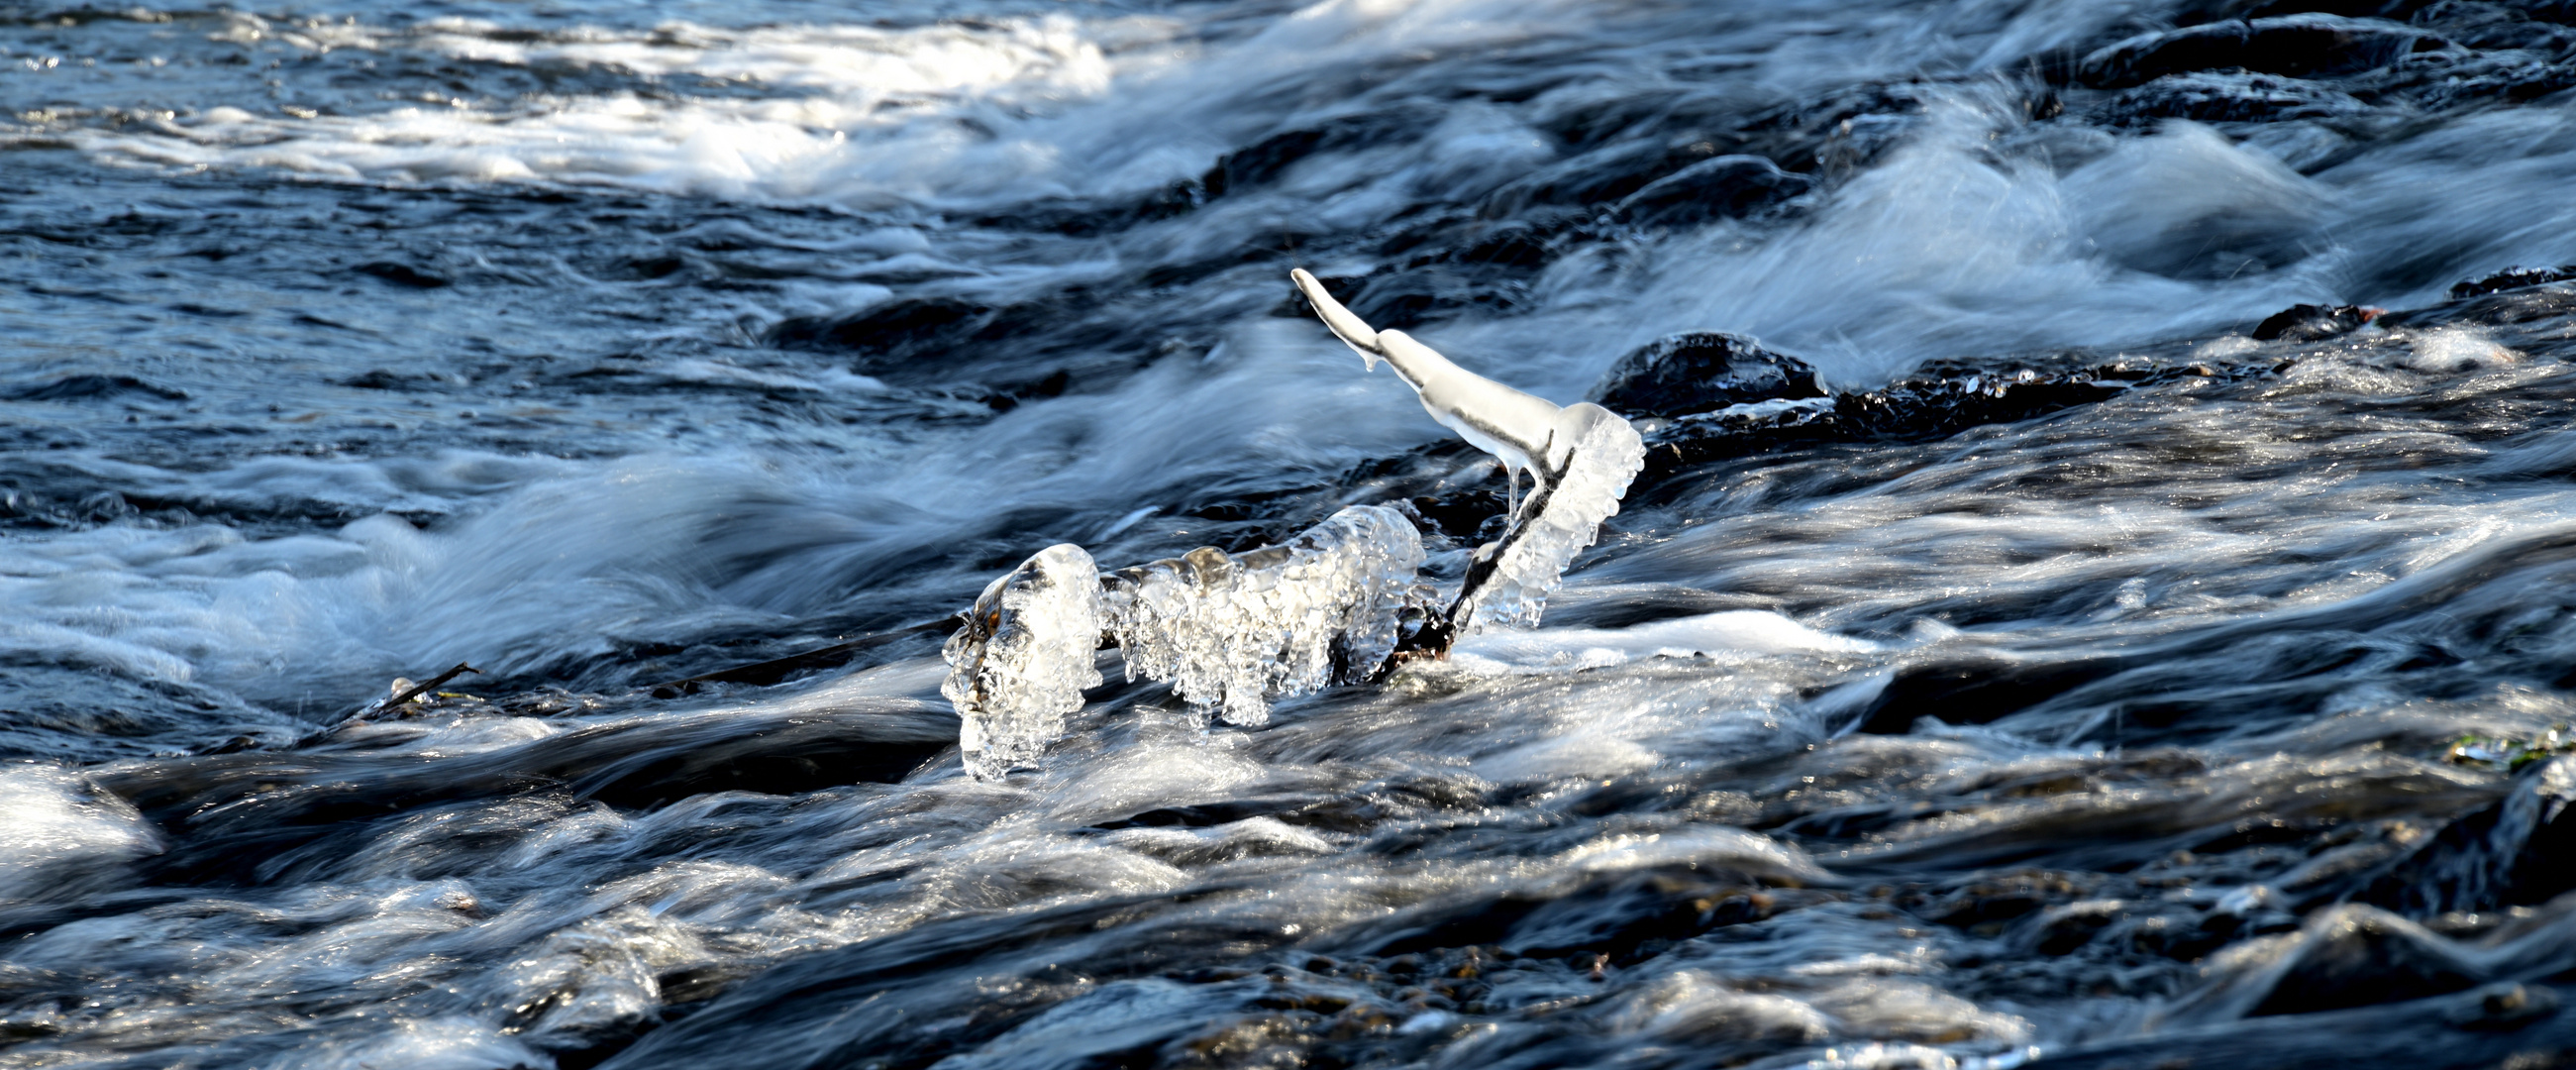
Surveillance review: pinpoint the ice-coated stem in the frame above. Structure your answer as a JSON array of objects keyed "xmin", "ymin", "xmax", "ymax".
[
  {"xmin": 1289, "ymin": 268, "xmax": 1646, "ymax": 641},
  {"xmin": 935, "ymin": 274, "xmax": 1650, "ymax": 780},
  {"xmin": 1290, "ymin": 268, "xmax": 1576, "ymax": 479}
]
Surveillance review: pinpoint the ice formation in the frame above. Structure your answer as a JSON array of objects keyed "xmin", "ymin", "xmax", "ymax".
[
  {"xmin": 940, "ymin": 275, "xmax": 1644, "ymax": 779},
  {"xmin": 1289, "ymin": 268, "xmax": 1645, "ymax": 630},
  {"xmin": 942, "ymin": 543, "xmax": 1104, "ymax": 782},
  {"xmin": 1451, "ymin": 402, "xmax": 1647, "ymax": 630},
  {"xmin": 1102, "ymin": 505, "xmax": 1426, "ymax": 726}
]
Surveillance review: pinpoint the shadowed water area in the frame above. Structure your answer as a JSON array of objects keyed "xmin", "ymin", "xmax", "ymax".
[{"xmin": 11, "ymin": 0, "xmax": 2576, "ymax": 1066}]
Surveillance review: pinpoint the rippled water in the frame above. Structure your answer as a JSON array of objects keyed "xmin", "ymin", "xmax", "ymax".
[{"xmin": 10, "ymin": 0, "xmax": 2576, "ymax": 1066}]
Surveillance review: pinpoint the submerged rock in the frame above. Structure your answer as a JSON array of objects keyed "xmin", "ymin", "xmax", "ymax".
[
  {"xmin": 2253, "ymin": 303, "xmax": 2381, "ymax": 342},
  {"xmin": 2099, "ymin": 70, "xmax": 2370, "ymax": 126},
  {"xmin": 2450, "ymin": 265, "xmax": 2576, "ymax": 299},
  {"xmin": 2077, "ymin": 15, "xmax": 2448, "ymax": 89},
  {"xmin": 2362, "ymin": 756, "xmax": 2576, "ymax": 916},
  {"xmin": 1610, "ymin": 156, "xmax": 1811, "ymax": 229},
  {"xmin": 1589, "ymin": 332, "xmax": 1827, "ymax": 419}
]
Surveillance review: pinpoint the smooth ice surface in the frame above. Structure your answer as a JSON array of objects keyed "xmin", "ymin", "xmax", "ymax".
[
  {"xmin": 1103, "ymin": 504, "xmax": 1425, "ymax": 725},
  {"xmin": 1293, "ymin": 268, "xmax": 1572, "ymax": 479},
  {"xmin": 943, "ymin": 543, "xmax": 1104, "ymax": 782}
]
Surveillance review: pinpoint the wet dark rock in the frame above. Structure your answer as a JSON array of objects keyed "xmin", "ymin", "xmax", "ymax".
[
  {"xmin": 2077, "ymin": 15, "xmax": 2449, "ymax": 89},
  {"xmin": 1692, "ymin": 81, "xmax": 1929, "ymax": 181},
  {"xmin": 2246, "ymin": 907, "xmax": 2486, "ymax": 1016},
  {"xmin": 2099, "ymin": 70, "xmax": 2371, "ymax": 125},
  {"xmin": 1610, "ymin": 156, "xmax": 1812, "ymax": 228},
  {"xmin": 1499, "ymin": 871, "xmax": 1784, "ymax": 964},
  {"xmin": 2362, "ymin": 757, "xmax": 2576, "ymax": 915},
  {"xmin": 976, "ymin": 180, "xmax": 1207, "ymax": 239},
  {"xmin": 1288, "ymin": 269, "xmax": 1517, "ymax": 333},
  {"xmin": 1588, "ymin": 332, "xmax": 1826, "ymax": 419},
  {"xmin": 2444, "ymin": 982, "xmax": 2561, "ymax": 1031},
  {"xmin": 768, "ymin": 294, "xmax": 982, "ymax": 354},
  {"xmin": 353, "ymin": 261, "xmax": 452, "ymax": 288},
  {"xmin": 336, "ymin": 369, "xmax": 449, "ymax": 390},
  {"xmin": 2035, "ymin": 982, "xmax": 2576, "ymax": 1068},
  {"xmin": 1447, "ymin": 221, "xmax": 1555, "ymax": 268},
  {"xmin": 1480, "ymin": 140, "xmax": 1683, "ymax": 217},
  {"xmin": 1200, "ymin": 107, "xmax": 1447, "ymax": 198},
  {"xmin": 1631, "ymin": 359, "xmax": 2192, "ymax": 486},
  {"xmin": 605, "ymin": 253, "xmax": 688, "ymax": 280},
  {"xmin": 1358, "ymin": 864, "xmax": 1816, "ymax": 960},
  {"xmin": 91, "ymin": 704, "xmax": 955, "ymax": 885},
  {"xmin": 765, "ymin": 295, "xmax": 1100, "ymax": 381},
  {"xmin": 1908, "ymin": 871, "xmax": 2090, "ymax": 934},
  {"xmin": 2253, "ymin": 302, "xmax": 2381, "ymax": 341},
  {"xmin": 2378, "ymin": 281, "xmax": 2576, "ymax": 328},
  {"xmin": 2450, "ymin": 264, "xmax": 2576, "ymax": 298},
  {"xmin": 4, "ymin": 374, "xmax": 188, "ymax": 402}
]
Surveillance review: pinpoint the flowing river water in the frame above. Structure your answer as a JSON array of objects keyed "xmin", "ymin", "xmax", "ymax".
[{"xmin": 10, "ymin": 0, "xmax": 2576, "ymax": 1066}]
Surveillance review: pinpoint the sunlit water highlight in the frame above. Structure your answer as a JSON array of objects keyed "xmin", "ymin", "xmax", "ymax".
[{"xmin": 8, "ymin": 0, "xmax": 2576, "ymax": 1066}]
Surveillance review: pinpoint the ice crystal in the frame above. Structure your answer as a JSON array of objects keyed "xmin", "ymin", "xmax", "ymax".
[
  {"xmin": 1103, "ymin": 504, "xmax": 1425, "ymax": 726},
  {"xmin": 942, "ymin": 543, "xmax": 1104, "ymax": 782}
]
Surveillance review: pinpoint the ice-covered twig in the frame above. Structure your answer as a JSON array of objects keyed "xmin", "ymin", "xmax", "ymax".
[
  {"xmin": 333, "ymin": 662, "xmax": 480, "ymax": 729},
  {"xmin": 934, "ymin": 277, "xmax": 1645, "ymax": 780},
  {"xmin": 1292, "ymin": 268, "xmax": 1575, "ymax": 481},
  {"xmin": 1289, "ymin": 268, "xmax": 1644, "ymax": 638}
]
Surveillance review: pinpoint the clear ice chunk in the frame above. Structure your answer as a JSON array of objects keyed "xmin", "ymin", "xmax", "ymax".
[
  {"xmin": 1102, "ymin": 504, "xmax": 1425, "ymax": 726},
  {"xmin": 942, "ymin": 509, "xmax": 1423, "ymax": 779},
  {"xmin": 942, "ymin": 543, "xmax": 1104, "ymax": 782}
]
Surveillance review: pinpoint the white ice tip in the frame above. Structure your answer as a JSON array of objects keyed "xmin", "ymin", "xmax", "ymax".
[{"xmin": 1289, "ymin": 268, "xmax": 1382, "ymax": 359}]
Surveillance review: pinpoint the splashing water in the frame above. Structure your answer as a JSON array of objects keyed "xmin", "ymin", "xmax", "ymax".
[{"xmin": 18, "ymin": 0, "xmax": 2576, "ymax": 1065}]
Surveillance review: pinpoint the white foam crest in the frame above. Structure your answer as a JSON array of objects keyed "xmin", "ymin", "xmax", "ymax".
[
  {"xmin": 1546, "ymin": 99, "xmax": 2338, "ymax": 386},
  {"xmin": 2309, "ymin": 103, "xmax": 2576, "ymax": 305},
  {"xmin": 252, "ymin": 1016, "xmax": 552, "ymax": 1070},
  {"xmin": 1611, "ymin": 971, "xmax": 1833, "ymax": 1043},
  {"xmin": 416, "ymin": 15, "xmax": 1125, "ymax": 99},
  {"xmin": 0, "ymin": 455, "xmax": 817, "ymax": 712},
  {"xmin": 73, "ymin": 0, "xmax": 1595, "ymax": 209},
  {"xmin": 2398, "ymin": 326, "xmax": 2520, "ymax": 374},
  {"xmin": 705, "ymin": 322, "xmax": 1434, "ymax": 611},
  {"xmin": 1450, "ymin": 609, "xmax": 1880, "ymax": 674},
  {"xmin": 0, "ymin": 326, "xmax": 1445, "ymax": 720},
  {"xmin": 0, "ymin": 767, "xmax": 162, "ymax": 901}
]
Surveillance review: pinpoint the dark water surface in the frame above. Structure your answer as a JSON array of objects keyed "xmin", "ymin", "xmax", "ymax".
[{"xmin": 11, "ymin": 0, "xmax": 2576, "ymax": 1066}]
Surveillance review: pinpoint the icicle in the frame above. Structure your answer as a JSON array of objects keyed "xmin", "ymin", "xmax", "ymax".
[{"xmin": 1451, "ymin": 402, "xmax": 1644, "ymax": 629}]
